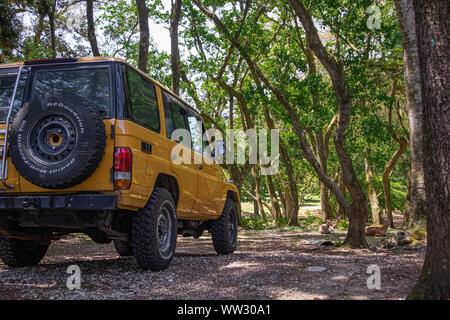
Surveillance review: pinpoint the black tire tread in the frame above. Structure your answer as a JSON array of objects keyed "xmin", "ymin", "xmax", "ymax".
[
  {"xmin": 131, "ymin": 187, "xmax": 177, "ymax": 271},
  {"xmin": 211, "ymin": 198, "xmax": 237, "ymax": 255},
  {"xmin": 0, "ymin": 234, "xmax": 49, "ymax": 267}
]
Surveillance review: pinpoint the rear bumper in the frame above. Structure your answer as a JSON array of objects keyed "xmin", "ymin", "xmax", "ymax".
[{"xmin": 0, "ymin": 194, "xmax": 117, "ymax": 210}]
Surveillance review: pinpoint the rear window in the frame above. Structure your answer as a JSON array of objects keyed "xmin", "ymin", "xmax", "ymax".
[
  {"xmin": 32, "ymin": 67, "xmax": 111, "ymax": 117},
  {"xmin": 125, "ymin": 67, "xmax": 160, "ymax": 133}
]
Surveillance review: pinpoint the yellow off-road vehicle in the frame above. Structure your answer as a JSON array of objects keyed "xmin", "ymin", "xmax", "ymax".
[{"xmin": 0, "ymin": 57, "xmax": 239, "ymax": 271}]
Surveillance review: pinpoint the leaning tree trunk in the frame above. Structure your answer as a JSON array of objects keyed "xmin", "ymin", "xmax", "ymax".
[
  {"xmin": 170, "ymin": 0, "xmax": 182, "ymax": 95},
  {"xmin": 49, "ymin": 0, "xmax": 57, "ymax": 58},
  {"xmin": 135, "ymin": 0, "xmax": 150, "ymax": 73},
  {"xmin": 408, "ymin": 0, "xmax": 450, "ymax": 300},
  {"xmin": 365, "ymin": 148, "xmax": 382, "ymax": 225},
  {"xmin": 251, "ymin": 167, "xmax": 266, "ymax": 222},
  {"xmin": 383, "ymin": 136, "xmax": 408, "ymax": 228},
  {"xmin": 86, "ymin": 0, "xmax": 100, "ymax": 56},
  {"xmin": 290, "ymin": 0, "xmax": 368, "ymax": 247},
  {"xmin": 394, "ymin": 0, "xmax": 427, "ymax": 231},
  {"xmin": 266, "ymin": 175, "xmax": 281, "ymax": 220}
]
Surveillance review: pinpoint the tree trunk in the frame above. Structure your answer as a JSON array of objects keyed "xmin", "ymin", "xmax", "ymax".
[
  {"xmin": 365, "ymin": 148, "xmax": 382, "ymax": 225},
  {"xmin": 86, "ymin": 0, "xmax": 100, "ymax": 56},
  {"xmin": 135, "ymin": 0, "xmax": 150, "ymax": 73},
  {"xmin": 394, "ymin": 0, "xmax": 427, "ymax": 231},
  {"xmin": 408, "ymin": 0, "xmax": 450, "ymax": 300},
  {"xmin": 266, "ymin": 175, "xmax": 281, "ymax": 220},
  {"xmin": 337, "ymin": 171, "xmax": 347, "ymax": 220},
  {"xmin": 404, "ymin": 168, "xmax": 412, "ymax": 225},
  {"xmin": 316, "ymin": 131, "xmax": 334, "ymax": 220},
  {"xmin": 296, "ymin": 25, "xmax": 335, "ymax": 222},
  {"xmin": 170, "ymin": 0, "xmax": 182, "ymax": 95},
  {"xmin": 382, "ymin": 137, "xmax": 407, "ymax": 228},
  {"xmin": 290, "ymin": 0, "xmax": 368, "ymax": 247},
  {"xmin": 251, "ymin": 167, "xmax": 266, "ymax": 222},
  {"xmin": 274, "ymin": 176, "xmax": 287, "ymax": 218},
  {"xmin": 260, "ymin": 92, "xmax": 299, "ymax": 224},
  {"xmin": 49, "ymin": 0, "xmax": 57, "ymax": 58}
]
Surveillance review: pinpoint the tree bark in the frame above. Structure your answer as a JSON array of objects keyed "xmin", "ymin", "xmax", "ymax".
[
  {"xmin": 86, "ymin": 0, "xmax": 100, "ymax": 56},
  {"xmin": 365, "ymin": 148, "xmax": 382, "ymax": 225},
  {"xmin": 408, "ymin": 0, "xmax": 450, "ymax": 300},
  {"xmin": 135, "ymin": 0, "xmax": 150, "ymax": 73},
  {"xmin": 265, "ymin": 175, "xmax": 281, "ymax": 220},
  {"xmin": 170, "ymin": 0, "xmax": 182, "ymax": 94},
  {"xmin": 251, "ymin": 167, "xmax": 266, "ymax": 222},
  {"xmin": 394, "ymin": 0, "xmax": 427, "ymax": 230},
  {"xmin": 48, "ymin": 0, "xmax": 57, "ymax": 58},
  {"xmin": 382, "ymin": 136, "xmax": 407, "ymax": 228}
]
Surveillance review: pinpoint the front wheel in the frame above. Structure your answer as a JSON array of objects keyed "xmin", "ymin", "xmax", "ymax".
[
  {"xmin": 0, "ymin": 234, "xmax": 49, "ymax": 267},
  {"xmin": 131, "ymin": 188, "xmax": 177, "ymax": 271},
  {"xmin": 211, "ymin": 198, "xmax": 238, "ymax": 254}
]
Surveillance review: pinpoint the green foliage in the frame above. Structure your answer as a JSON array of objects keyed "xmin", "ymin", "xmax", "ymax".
[
  {"xmin": 275, "ymin": 216, "xmax": 290, "ymax": 227},
  {"xmin": 299, "ymin": 214, "xmax": 324, "ymax": 228},
  {"xmin": 241, "ymin": 215, "xmax": 269, "ymax": 230},
  {"xmin": 337, "ymin": 219, "xmax": 349, "ymax": 229}
]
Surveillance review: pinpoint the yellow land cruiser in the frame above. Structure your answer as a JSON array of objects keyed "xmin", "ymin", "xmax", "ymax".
[{"xmin": 0, "ymin": 57, "xmax": 239, "ymax": 271}]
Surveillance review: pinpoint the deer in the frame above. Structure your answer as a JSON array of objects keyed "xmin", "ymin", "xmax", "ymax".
[{"xmin": 365, "ymin": 217, "xmax": 389, "ymax": 237}]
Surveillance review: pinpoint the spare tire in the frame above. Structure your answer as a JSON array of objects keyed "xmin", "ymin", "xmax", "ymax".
[{"xmin": 10, "ymin": 92, "xmax": 106, "ymax": 189}]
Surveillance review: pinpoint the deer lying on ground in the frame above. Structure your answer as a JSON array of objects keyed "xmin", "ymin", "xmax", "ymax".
[
  {"xmin": 319, "ymin": 219, "xmax": 334, "ymax": 234},
  {"xmin": 365, "ymin": 218, "xmax": 389, "ymax": 237}
]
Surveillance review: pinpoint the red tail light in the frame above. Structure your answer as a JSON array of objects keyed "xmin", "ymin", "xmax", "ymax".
[{"xmin": 114, "ymin": 147, "xmax": 132, "ymax": 189}]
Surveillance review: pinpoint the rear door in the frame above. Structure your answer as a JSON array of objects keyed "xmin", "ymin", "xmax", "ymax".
[{"xmin": 1, "ymin": 63, "xmax": 116, "ymax": 193}]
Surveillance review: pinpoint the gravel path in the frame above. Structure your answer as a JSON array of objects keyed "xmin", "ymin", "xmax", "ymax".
[{"xmin": 0, "ymin": 230, "xmax": 424, "ymax": 300}]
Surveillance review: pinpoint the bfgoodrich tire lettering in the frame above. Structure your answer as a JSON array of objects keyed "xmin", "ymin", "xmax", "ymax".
[
  {"xmin": 9, "ymin": 92, "xmax": 106, "ymax": 189},
  {"xmin": 211, "ymin": 198, "xmax": 238, "ymax": 254},
  {"xmin": 131, "ymin": 187, "xmax": 177, "ymax": 271}
]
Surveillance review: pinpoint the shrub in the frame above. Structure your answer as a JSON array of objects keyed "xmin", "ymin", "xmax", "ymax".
[{"xmin": 242, "ymin": 215, "xmax": 269, "ymax": 230}]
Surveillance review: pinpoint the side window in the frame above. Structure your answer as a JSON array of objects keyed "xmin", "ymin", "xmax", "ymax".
[
  {"xmin": 163, "ymin": 91, "xmax": 189, "ymax": 139},
  {"xmin": 187, "ymin": 110, "xmax": 204, "ymax": 153},
  {"xmin": 126, "ymin": 67, "xmax": 160, "ymax": 132}
]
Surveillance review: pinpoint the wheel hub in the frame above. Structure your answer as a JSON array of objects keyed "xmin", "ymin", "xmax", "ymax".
[{"xmin": 29, "ymin": 115, "xmax": 77, "ymax": 164}]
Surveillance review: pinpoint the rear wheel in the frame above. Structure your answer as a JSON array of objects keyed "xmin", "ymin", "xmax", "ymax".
[
  {"xmin": 211, "ymin": 198, "xmax": 238, "ymax": 254},
  {"xmin": 131, "ymin": 188, "xmax": 177, "ymax": 271},
  {"xmin": 0, "ymin": 234, "xmax": 49, "ymax": 267}
]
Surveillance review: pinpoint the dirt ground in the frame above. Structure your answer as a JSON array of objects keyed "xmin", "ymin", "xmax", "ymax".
[{"xmin": 0, "ymin": 221, "xmax": 425, "ymax": 300}]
